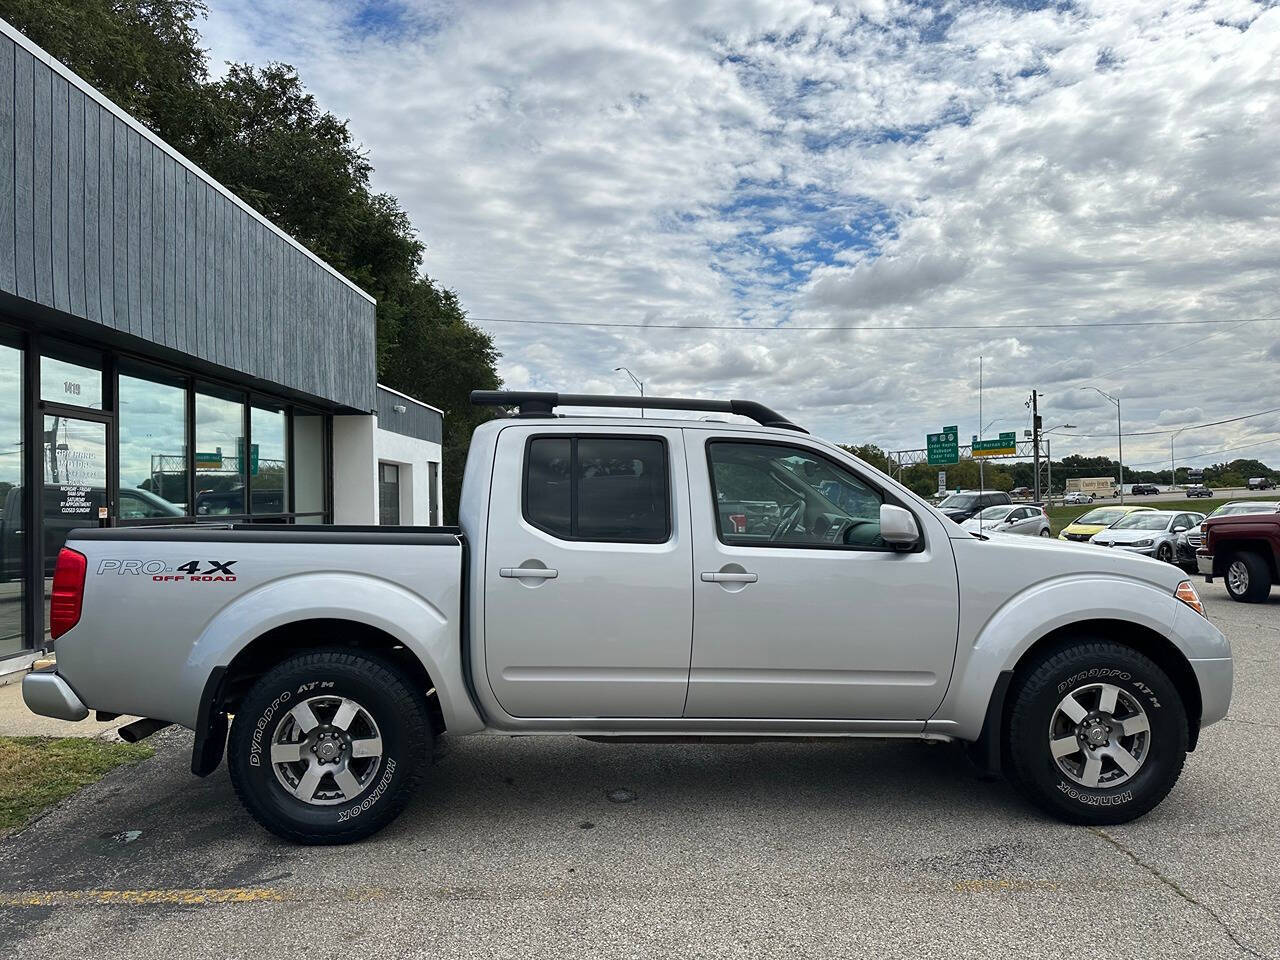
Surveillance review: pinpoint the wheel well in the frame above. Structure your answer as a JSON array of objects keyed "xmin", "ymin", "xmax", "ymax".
[
  {"xmin": 999, "ymin": 619, "xmax": 1203, "ymax": 757},
  {"xmin": 1214, "ymin": 540, "xmax": 1278, "ymax": 583},
  {"xmin": 217, "ymin": 618, "xmax": 446, "ymax": 735}
]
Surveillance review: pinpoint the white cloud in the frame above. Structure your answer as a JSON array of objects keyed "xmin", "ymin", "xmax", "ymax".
[{"xmin": 200, "ymin": 0, "xmax": 1280, "ymax": 467}]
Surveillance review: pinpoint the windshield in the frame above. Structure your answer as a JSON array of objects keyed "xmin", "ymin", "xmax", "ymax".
[
  {"xmin": 939, "ymin": 494, "xmax": 978, "ymax": 508},
  {"xmin": 976, "ymin": 506, "xmax": 1012, "ymax": 520},
  {"xmin": 1112, "ymin": 513, "xmax": 1173, "ymax": 530},
  {"xmin": 1209, "ymin": 502, "xmax": 1278, "ymax": 517},
  {"xmin": 1075, "ymin": 508, "xmax": 1129, "ymax": 525}
]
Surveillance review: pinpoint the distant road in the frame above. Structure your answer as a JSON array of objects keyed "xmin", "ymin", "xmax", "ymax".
[{"xmin": 1023, "ymin": 487, "xmax": 1280, "ymax": 506}]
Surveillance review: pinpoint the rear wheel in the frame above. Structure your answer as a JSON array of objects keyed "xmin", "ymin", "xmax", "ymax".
[
  {"xmin": 228, "ymin": 649, "xmax": 431, "ymax": 844},
  {"xmin": 1039, "ymin": 528, "xmax": 1051, "ymax": 537},
  {"xmin": 1006, "ymin": 640, "xmax": 1187, "ymax": 825},
  {"xmin": 1224, "ymin": 551, "xmax": 1271, "ymax": 603}
]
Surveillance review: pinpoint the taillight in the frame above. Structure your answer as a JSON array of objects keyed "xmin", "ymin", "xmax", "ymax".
[{"xmin": 50, "ymin": 547, "xmax": 87, "ymax": 639}]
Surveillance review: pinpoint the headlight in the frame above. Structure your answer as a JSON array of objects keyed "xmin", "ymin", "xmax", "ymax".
[
  {"xmin": 1131, "ymin": 539, "xmax": 1154, "ymax": 547},
  {"xmin": 1175, "ymin": 580, "xmax": 1206, "ymax": 618}
]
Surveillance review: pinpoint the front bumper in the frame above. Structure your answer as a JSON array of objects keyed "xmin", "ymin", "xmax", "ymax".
[
  {"xmin": 1093, "ymin": 543, "xmax": 1156, "ymax": 556},
  {"xmin": 22, "ymin": 671, "xmax": 89, "ymax": 721},
  {"xmin": 1197, "ymin": 554, "xmax": 1214, "ymax": 578}
]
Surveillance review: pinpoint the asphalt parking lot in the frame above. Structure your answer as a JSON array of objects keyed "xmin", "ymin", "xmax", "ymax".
[{"xmin": 1, "ymin": 582, "xmax": 1277, "ymax": 960}]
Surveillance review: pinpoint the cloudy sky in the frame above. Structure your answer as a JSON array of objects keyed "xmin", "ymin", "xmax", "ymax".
[{"xmin": 201, "ymin": 0, "xmax": 1280, "ymax": 472}]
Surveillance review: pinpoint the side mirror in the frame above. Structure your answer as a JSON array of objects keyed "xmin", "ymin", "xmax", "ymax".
[
  {"xmin": 880, "ymin": 504, "xmax": 920, "ymax": 548},
  {"xmin": 1172, "ymin": 525, "xmax": 1187, "ymax": 533},
  {"xmin": 1004, "ymin": 516, "xmax": 1016, "ymax": 524}
]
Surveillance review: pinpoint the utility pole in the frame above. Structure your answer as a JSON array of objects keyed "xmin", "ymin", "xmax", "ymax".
[
  {"xmin": 978, "ymin": 356, "xmax": 984, "ymax": 495},
  {"xmin": 1029, "ymin": 389, "xmax": 1042, "ymax": 502}
]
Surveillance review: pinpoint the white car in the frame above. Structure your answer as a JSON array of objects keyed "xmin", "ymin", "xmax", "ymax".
[
  {"xmin": 1064, "ymin": 492, "xmax": 1094, "ymax": 505},
  {"xmin": 961, "ymin": 504, "xmax": 1052, "ymax": 537}
]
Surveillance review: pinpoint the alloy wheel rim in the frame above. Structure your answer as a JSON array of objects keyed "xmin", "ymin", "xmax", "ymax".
[
  {"xmin": 270, "ymin": 695, "xmax": 384, "ymax": 806},
  {"xmin": 1048, "ymin": 682, "xmax": 1150, "ymax": 789},
  {"xmin": 1227, "ymin": 560, "xmax": 1249, "ymax": 595}
]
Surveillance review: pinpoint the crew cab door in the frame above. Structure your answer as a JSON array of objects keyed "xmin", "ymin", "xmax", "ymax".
[
  {"xmin": 684, "ymin": 433, "xmax": 959, "ymax": 720},
  {"xmin": 483, "ymin": 424, "xmax": 692, "ymax": 718}
]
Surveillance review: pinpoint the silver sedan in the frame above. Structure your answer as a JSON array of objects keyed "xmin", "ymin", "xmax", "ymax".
[
  {"xmin": 961, "ymin": 504, "xmax": 1052, "ymax": 537},
  {"xmin": 1090, "ymin": 510, "xmax": 1204, "ymax": 563}
]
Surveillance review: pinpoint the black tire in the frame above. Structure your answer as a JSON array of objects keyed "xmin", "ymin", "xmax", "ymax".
[
  {"xmin": 1005, "ymin": 640, "xmax": 1187, "ymax": 825},
  {"xmin": 1039, "ymin": 528, "xmax": 1051, "ymax": 537},
  {"xmin": 1156, "ymin": 542, "xmax": 1174, "ymax": 564},
  {"xmin": 1223, "ymin": 551, "xmax": 1272, "ymax": 603},
  {"xmin": 228, "ymin": 649, "xmax": 431, "ymax": 844}
]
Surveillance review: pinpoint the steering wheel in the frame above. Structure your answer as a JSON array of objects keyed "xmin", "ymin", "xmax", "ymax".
[{"xmin": 770, "ymin": 500, "xmax": 806, "ymax": 542}]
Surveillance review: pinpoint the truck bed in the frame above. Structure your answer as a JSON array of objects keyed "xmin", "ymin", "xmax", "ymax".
[{"xmin": 53, "ymin": 523, "xmax": 466, "ymax": 730}]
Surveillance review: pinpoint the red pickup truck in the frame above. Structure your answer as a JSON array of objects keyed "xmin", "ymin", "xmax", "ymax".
[{"xmin": 1198, "ymin": 513, "xmax": 1280, "ymax": 602}]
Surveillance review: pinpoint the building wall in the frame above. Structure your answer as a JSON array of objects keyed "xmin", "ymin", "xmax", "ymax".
[
  {"xmin": 0, "ymin": 20, "xmax": 377, "ymax": 412},
  {"xmin": 375, "ymin": 385, "xmax": 443, "ymax": 444},
  {"xmin": 332, "ymin": 414, "xmax": 443, "ymax": 526}
]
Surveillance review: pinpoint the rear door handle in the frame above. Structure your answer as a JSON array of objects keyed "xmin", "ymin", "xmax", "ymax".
[
  {"xmin": 500, "ymin": 566, "xmax": 558, "ymax": 579},
  {"xmin": 700, "ymin": 571, "xmax": 758, "ymax": 583}
]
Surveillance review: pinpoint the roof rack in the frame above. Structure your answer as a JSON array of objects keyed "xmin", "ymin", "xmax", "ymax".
[{"xmin": 470, "ymin": 390, "xmax": 807, "ymax": 433}]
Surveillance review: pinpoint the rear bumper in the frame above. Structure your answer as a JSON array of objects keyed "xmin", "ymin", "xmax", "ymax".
[{"xmin": 22, "ymin": 671, "xmax": 89, "ymax": 722}]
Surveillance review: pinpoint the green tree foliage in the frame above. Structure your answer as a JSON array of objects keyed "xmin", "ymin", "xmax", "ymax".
[
  {"xmin": 0, "ymin": 0, "xmax": 213, "ymax": 153},
  {"xmin": 0, "ymin": 0, "xmax": 502, "ymax": 517}
]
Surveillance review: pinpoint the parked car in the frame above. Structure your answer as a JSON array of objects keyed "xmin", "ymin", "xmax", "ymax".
[
  {"xmin": 960, "ymin": 504, "xmax": 1051, "ymax": 537},
  {"xmin": 1199, "ymin": 511, "xmax": 1280, "ymax": 602},
  {"xmin": 1090, "ymin": 510, "xmax": 1204, "ymax": 563},
  {"xmin": 1179, "ymin": 501, "xmax": 1280, "ymax": 566},
  {"xmin": 25, "ymin": 390, "xmax": 1231, "ymax": 843},
  {"xmin": 1057, "ymin": 504, "xmax": 1156, "ymax": 543},
  {"xmin": 1063, "ymin": 491, "xmax": 1094, "ymax": 505},
  {"xmin": 1247, "ymin": 477, "xmax": 1275, "ymax": 491},
  {"xmin": 1185, "ymin": 485, "xmax": 1213, "ymax": 498},
  {"xmin": 1131, "ymin": 484, "xmax": 1161, "ymax": 496},
  {"xmin": 936, "ymin": 490, "xmax": 1012, "ymax": 523}
]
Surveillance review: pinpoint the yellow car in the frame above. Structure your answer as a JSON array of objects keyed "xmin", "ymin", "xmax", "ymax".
[{"xmin": 1057, "ymin": 504, "xmax": 1156, "ymax": 543}]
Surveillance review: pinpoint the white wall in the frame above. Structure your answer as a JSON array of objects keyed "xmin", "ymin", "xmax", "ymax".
[
  {"xmin": 331, "ymin": 414, "xmax": 443, "ymax": 525},
  {"xmin": 332, "ymin": 415, "xmax": 378, "ymax": 523}
]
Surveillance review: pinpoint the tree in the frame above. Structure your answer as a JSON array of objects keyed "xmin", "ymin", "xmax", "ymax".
[{"xmin": 0, "ymin": 0, "xmax": 214, "ymax": 153}]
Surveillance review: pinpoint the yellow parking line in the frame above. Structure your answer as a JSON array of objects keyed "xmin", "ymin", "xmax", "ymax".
[{"xmin": 0, "ymin": 888, "xmax": 290, "ymax": 907}]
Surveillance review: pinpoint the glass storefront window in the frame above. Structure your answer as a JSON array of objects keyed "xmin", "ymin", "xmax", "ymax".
[
  {"xmin": 195, "ymin": 389, "xmax": 246, "ymax": 516},
  {"xmin": 40, "ymin": 354, "xmax": 103, "ymax": 408},
  {"xmin": 293, "ymin": 410, "xmax": 326, "ymax": 522},
  {"xmin": 0, "ymin": 345, "xmax": 24, "ymax": 657},
  {"xmin": 250, "ymin": 405, "xmax": 288, "ymax": 514},
  {"xmin": 119, "ymin": 372, "xmax": 189, "ymax": 517}
]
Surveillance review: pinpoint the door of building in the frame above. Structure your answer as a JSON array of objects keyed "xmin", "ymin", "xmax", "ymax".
[{"xmin": 39, "ymin": 411, "xmax": 110, "ymax": 639}]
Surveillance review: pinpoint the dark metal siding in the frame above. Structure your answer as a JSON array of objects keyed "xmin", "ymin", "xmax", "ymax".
[
  {"xmin": 375, "ymin": 386, "xmax": 443, "ymax": 443},
  {"xmin": 0, "ymin": 27, "xmax": 377, "ymax": 411}
]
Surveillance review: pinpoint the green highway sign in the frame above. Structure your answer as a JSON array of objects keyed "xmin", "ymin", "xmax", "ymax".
[
  {"xmin": 973, "ymin": 431, "xmax": 1017, "ymax": 458},
  {"xmin": 926, "ymin": 425, "xmax": 959, "ymax": 465}
]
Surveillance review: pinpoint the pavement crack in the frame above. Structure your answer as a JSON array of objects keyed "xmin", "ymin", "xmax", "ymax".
[
  {"xmin": 1090, "ymin": 827, "xmax": 1263, "ymax": 959},
  {"xmin": 1220, "ymin": 717, "xmax": 1280, "ymax": 730}
]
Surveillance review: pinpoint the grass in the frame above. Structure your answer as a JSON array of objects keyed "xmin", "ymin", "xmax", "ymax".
[
  {"xmin": 1044, "ymin": 495, "xmax": 1280, "ymax": 536},
  {"xmin": 0, "ymin": 736, "xmax": 154, "ymax": 831}
]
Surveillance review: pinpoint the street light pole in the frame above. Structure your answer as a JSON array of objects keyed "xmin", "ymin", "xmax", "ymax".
[
  {"xmin": 1170, "ymin": 426, "xmax": 1188, "ymax": 490},
  {"xmin": 613, "ymin": 366, "xmax": 645, "ymax": 418},
  {"xmin": 1081, "ymin": 387, "xmax": 1124, "ymax": 503}
]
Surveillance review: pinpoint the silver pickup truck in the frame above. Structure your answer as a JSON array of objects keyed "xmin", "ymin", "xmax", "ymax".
[{"xmin": 25, "ymin": 391, "xmax": 1232, "ymax": 844}]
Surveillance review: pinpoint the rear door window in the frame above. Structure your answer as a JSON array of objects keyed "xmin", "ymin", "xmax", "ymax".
[{"xmin": 524, "ymin": 435, "xmax": 670, "ymax": 543}]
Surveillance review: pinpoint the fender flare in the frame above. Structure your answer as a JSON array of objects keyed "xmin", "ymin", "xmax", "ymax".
[
  {"xmin": 185, "ymin": 572, "xmax": 484, "ymax": 776},
  {"xmin": 936, "ymin": 575, "xmax": 1198, "ymax": 754}
]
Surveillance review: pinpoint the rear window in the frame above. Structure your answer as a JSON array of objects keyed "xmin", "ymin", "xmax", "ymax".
[{"xmin": 524, "ymin": 435, "xmax": 670, "ymax": 543}]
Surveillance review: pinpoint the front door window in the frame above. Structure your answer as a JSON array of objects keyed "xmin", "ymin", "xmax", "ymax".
[{"xmin": 42, "ymin": 415, "xmax": 107, "ymax": 639}]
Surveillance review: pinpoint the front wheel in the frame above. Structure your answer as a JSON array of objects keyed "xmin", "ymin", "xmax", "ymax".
[
  {"xmin": 1224, "ymin": 551, "xmax": 1271, "ymax": 603},
  {"xmin": 228, "ymin": 649, "xmax": 431, "ymax": 844},
  {"xmin": 1156, "ymin": 542, "xmax": 1175, "ymax": 564},
  {"xmin": 1005, "ymin": 640, "xmax": 1187, "ymax": 825}
]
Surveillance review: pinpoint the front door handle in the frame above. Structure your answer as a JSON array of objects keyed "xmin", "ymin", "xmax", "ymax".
[
  {"xmin": 500, "ymin": 566, "xmax": 558, "ymax": 579},
  {"xmin": 700, "ymin": 571, "xmax": 758, "ymax": 583}
]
